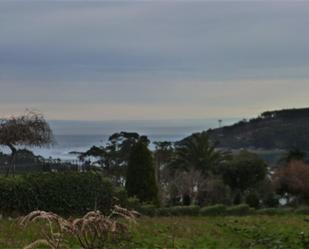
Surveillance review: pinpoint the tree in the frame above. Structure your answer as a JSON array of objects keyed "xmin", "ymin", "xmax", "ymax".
[
  {"xmin": 0, "ymin": 111, "xmax": 54, "ymax": 176},
  {"xmin": 153, "ymin": 141, "xmax": 175, "ymax": 204},
  {"xmin": 273, "ymin": 161, "xmax": 309, "ymax": 205},
  {"xmin": 221, "ymin": 150, "xmax": 267, "ymax": 193},
  {"xmin": 279, "ymin": 149, "xmax": 306, "ymax": 165},
  {"xmin": 197, "ymin": 176, "xmax": 232, "ymax": 206},
  {"xmin": 79, "ymin": 132, "xmax": 149, "ymax": 185},
  {"xmin": 172, "ymin": 131, "xmax": 227, "ymax": 175},
  {"xmin": 107, "ymin": 132, "xmax": 149, "ymax": 167},
  {"xmin": 153, "ymin": 141, "xmax": 174, "ymax": 184},
  {"xmin": 245, "ymin": 191, "xmax": 260, "ymax": 209},
  {"xmin": 167, "ymin": 168, "xmax": 206, "ymax": 206},
  {"xmin": 125, "ymin": 140, "xmax": 158, "ymax": 204}
]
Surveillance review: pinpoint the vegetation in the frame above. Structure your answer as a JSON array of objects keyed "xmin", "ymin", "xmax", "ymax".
[
  {"xmin": 207, "ymin": 107, "xmax": 309, "ymax": 150},
  {"xmin": 0, "ymin": 111, "xmax": 54, "ymax": 176},
  {"xmin": 126, "ymin": 140, "xmax": 159, "ymax": 205},
  {"xmin": 159, "ymin": 132, "xmax": 229, "ymax": 206},
  {"xmin": 20, "ymin": 205, "xmax": 139, "ymax": 249},
  {"xmin": 273, "ymin": 161, "xmax": 309, "ymax": 205},
  {"xmin": 2, "ymin": 109, "xmax": 309, "ymax": 247},
  {"xmin": 221, "ymin": 151, "xmax": 267, "ymax": 192},
  {"xmin": 1, "ymin": 215, "xmax": 309, "ymax": 248},
  {"xmin": 172, "ymin": 131, "xmax": 227, "ymax": 174},
  {"xmin": 200, "ymin": 204, "xmax": 226, "ymax": 216},
  {"xmin": 79, "ymin": 132, "xmax": 149, "ymax": 185},
  {"xmin": 0, "ymin": 172, "xmax": 114, "ymax": 216}
]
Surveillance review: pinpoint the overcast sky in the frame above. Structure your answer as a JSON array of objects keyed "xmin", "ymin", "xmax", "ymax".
[{"xmin": 1, "ymin": 0, "xmax": 309, "ymax": 121}]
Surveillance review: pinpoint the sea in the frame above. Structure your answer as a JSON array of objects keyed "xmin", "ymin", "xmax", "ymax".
[{"xmin": 2, "ymin": 118, "xmax": 239, "ymax": 161}]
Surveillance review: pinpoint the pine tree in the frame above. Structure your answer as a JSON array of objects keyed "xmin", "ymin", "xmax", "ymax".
[{"xmin": 126, "ymin": 140, "xmax": 159, "ymax": 205}]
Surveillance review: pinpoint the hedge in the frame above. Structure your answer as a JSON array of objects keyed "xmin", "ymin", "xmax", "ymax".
[
  {"xmin": 138, "ymin": 204, "xmax": 157, "ymax": 217},
  {"xmin": 157, "ymin": 207, "xmax": 172, "ymax": 216},
  {"xmin": 136, "ymin": 205, "xmax": 309, "ymax": 217},
  {"xmin": 225, "ymin": 204, "xmax": 252, "ymax": 216},
  {"xmin": 295, "ymin": 206, "xmax": 309, "ymax": 215},
  {"xmin": 138, "ymin": 205, "xmax": 200, "ymax": 217},
  {"xmin": 0, "ymin": 172, "xmax": 115, "ymax": 216},
  {"xmin": 168, "ymin": 206, "xmax": 200, "ymax": 216},
  {"xmin": 200, "ymin": 204, "xmax": 226, "ymax": 216}
]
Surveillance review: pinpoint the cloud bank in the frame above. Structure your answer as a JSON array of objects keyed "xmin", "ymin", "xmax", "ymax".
[{"xmin": 1, "ymin": 1, "xmax": 309, "ymax": 120}]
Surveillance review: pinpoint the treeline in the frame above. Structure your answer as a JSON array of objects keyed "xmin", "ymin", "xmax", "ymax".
[
  {"xmin": 208, "ymin": 107, "xmax": 309, "ymax": 150},
  {"xmin": 78, "ymin": 131, "xmax": 309, "ymax": 209},
  {"xmin": 1, "ymin": 111, "xmax": 309, "ymax": 216},
  {"xmin": 1, "ymin": 130, "xmax": 309, "ymax": 216},
  {"xmin": 0, "ymin": 150, "xmax": 79, "ymax": 173}
]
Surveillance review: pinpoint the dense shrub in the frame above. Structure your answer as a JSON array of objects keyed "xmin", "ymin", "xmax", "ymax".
[
  {"xmin": 295, "ymin": 206, "xmax": 309, "ymax": 215},
  {"xmin": 113, "ymin": 188, "xmax": 142, "ymax": 211},
  {"xmin": 0, "ymin": 172, "xmax": 115, "ymax": 216},
  {"xmin": 200, "ymin": 204, "xmax": 226, "ymax": 216},
  {"xmin": 126, "ymin": 197, "xmax": 141, "ymax": 210},
  {"xmin": 263, "ymin": 193, "xmax": 279, "ymax": 208},
  {"xmin": 222, "ymin": 151, "xmax": 267, "ymax": 193},
  {"xmin": 0, "ymin": 176, "xmax": 32, "ymax": 215},
  {"xmin": 233, "ymin": 192, "xmax": 242, "ymax": 205},
  {"xmin": 169, "ymin": 206, "xmax": 200, "ymax": 216},
  {"xmin": 113, "ymin": 187, "xmax": 130, "ymax": 208},
  {"xmin": 197, "ymin": 177, "xmax": 232, "ymax": 206},
  {"xmin": 138, "ymin": 204, "xmax": 157, "ymax": 217},
  {"xmin": 226, "ymin": 204, "xmax": 252, "ymax": 216},
  {"xmin": 245, "ymin": 192, "xmax": 260, "ymax": 209},
  {"xmin": 273, "ymin": 161, "xmax": 309, "ymax": 205},
  {"xmin": 157, "ymin": 207, "xmax": 172, "ymax": 216}
]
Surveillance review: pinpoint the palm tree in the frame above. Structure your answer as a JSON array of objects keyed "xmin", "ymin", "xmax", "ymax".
[{"xmin": 172, "ymin": 131, "xmax": 227, "ymax": 175}]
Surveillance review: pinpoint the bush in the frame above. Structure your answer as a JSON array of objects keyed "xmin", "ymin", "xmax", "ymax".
[
  {"xmin": 113, "ymin": 187, "xmax": 128, "ymax": 207},
  {"xmin": 295, "ymin": 206, "xmax": 309, "ymax": 215},
  {"xmin": 169, "ymin": 206, "xmax": 200, "ymax": 216},
  {"xmin": 0, "ymin": 176, "xmax": 33, "ymax": 216},
  {"xmin": 200, "ymin": 204, "xmax": 226, "ymax": 216},
  {"xmin": 0, "ymin": 172, "xmax": 115, "ymax": 216},
  {"xmin": 233, "ymin": 192, "xmax": 242, "ymax": 205},
  {"xmin": 263, "ymin": 193, "xmax": 279, "ymax": 208},
  {"xmin": 245, "ymin": 192, "xmax": 260, "ymax": 209},
  {"xmin": 157, "ymin": 207, "xmax": 172, "ymax": 216},
  {"xmin": 226, "ymin": 204, "xmax": 252, "ymax": 216},
  {"xmin": 126, "ymin": 197, "xmax": 141, "ymax": 210},
  {"xmin": 138, "ymin": 204, "xmax": 157, "ymax": 217},
  {"xmin": 154, "ymin": 206, "xmax": 200, "ymax": 216},
  {"xmin": 197, "ymin": 178, "xmax": 232, "ymax": 206}
]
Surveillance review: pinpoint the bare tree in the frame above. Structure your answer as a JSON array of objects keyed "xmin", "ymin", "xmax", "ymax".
[
  {"xmin": 165, "ymin": 168, "xmax": 207, "ymax": 206},
  {"xmin": 0, "ymin": 111, "xmax": 54, "ymax": 176}
]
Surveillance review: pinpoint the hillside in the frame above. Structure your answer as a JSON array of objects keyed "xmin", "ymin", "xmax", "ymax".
[{"xmin": 207, "ymin": 108, "xmax": 309, "ymax": 150}]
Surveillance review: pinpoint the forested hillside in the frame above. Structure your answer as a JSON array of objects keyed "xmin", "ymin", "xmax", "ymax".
[{"xmin": 207, "ymin": 108, "xmax": 309, "ymax": 150}]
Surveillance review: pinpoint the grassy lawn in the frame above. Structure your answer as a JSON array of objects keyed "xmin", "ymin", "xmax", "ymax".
[{"xmin": 0, "ymin": 215, "xmax": 309, "ymax": 249}]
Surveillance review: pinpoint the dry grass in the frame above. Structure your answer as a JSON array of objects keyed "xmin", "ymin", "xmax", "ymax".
[{"xmin": 19, "ymin": 206, "xmax": 139, "ymax": 249}]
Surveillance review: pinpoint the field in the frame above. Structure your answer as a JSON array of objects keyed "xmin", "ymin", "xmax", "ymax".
[{"xmin": 1, "ymin": 215, "xmax": 309, "ymax": 249}]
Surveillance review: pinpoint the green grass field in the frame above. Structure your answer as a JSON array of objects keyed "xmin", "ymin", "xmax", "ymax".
[{"xmin": 1, "ymin": 215, "xmax": 309, "ymax": 249}]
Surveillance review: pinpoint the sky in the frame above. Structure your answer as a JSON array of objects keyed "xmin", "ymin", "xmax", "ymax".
[{"xmin": 1, "ymin": 0, "xmax": 309, "ymax": 121}]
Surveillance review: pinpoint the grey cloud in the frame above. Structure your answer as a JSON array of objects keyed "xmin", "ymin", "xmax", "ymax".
[{"xmin": 0, "ymin": 1, "xmax": 309, "ymax": 119}]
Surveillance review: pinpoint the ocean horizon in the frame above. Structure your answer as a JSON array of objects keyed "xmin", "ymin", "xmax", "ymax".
[{"xmin": 1, "ymin": 118, "xmax": 240, "ymax": 160}]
